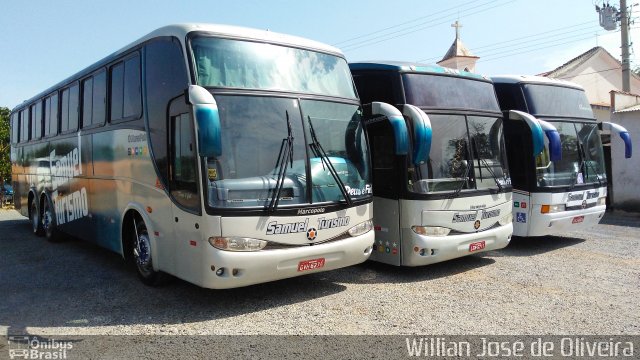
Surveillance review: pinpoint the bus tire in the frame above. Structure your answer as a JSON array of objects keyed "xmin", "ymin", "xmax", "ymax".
[
  {"xmin": 42, "ymin": 196, "xmax": 62, "ymax": 242},
  {"xmin": 132, "ymin": 216, "xmax": 170, "ymax": 286},
  {"xmin": 30, "ymin": 196, "xmax": 44, "ymax": 236}
]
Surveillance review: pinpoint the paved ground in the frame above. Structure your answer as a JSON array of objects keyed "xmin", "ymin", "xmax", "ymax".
[{"xmin": 0, "ymin": 208, "xmax": 638, "ymax": 336}]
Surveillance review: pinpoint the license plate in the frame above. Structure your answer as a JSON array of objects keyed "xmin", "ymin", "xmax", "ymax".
[
  {"xmin": 572, "ymin": 216, "xmax": 584, "ymax": 224},
  {"xmin": 297, "ymin": 258, "xmax": 326, "ymax": 272},
  {"xmin": 469, "ymin": 241, "xmax": 486, "ymax": 252}
]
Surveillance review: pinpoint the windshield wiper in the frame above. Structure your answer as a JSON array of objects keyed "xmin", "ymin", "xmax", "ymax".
[
  {"xmin": 268, "ymin": 111, "xmax": 294, "ymax": 213},
  {"xmin": 583, "ymin": 156, "xmax": 604, "ymax": 188},
  {"xmin": 472, "ymin": 138, "xmax": 504, "ymax": 193},
  {"xmin": 307, "ymin": 116, "xmax": 353, "ymax": 206},
  {"xmin": 448, "ymin": 160, "xmax": 472, "ymax": 199}
]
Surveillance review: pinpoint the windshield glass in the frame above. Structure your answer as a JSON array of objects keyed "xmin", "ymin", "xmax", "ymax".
[
  {"xmin": 402, "ymin": 74, "xmax": 501, "ymax": 112},
  {"xmin": 191, "ymin": 37, "xmax": 356, "ymax": 98},
  {"xmin": 523, "ymin": 84, "xmax": 594, "ymax": 118},
  {"xmin": 535, "ymin": 121, "xmax": 606, "ymax": 187},
  {"xmin": 205, "ymin": 96, "xmax": 371, "ymax": 209},
  {"xmin": 409, "ymin": 115, "xmax": 509, "ymax": 194}
]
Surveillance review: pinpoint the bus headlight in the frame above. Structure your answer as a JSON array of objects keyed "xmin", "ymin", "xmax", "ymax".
[
  {"xmin": 411, "ymin": 226, "xmax": 451, "ymax": 236},
  {"xmin": 597, "ymin": 197, "xmax": 606, "ymax": 206},
  {"xmin": 498, "ymin": 213, "xmax": 513, "ymax": 226},
  {"xmin": 208, "ymin": 237, "xmax": 267, "ymax": 251},
  {"xmin": 348, "ymin": 220, "xmax": 373, "ymax": 237},
  {"xmin": 540, "ymin": 204, "xmax": 565, "ymax": 214}
]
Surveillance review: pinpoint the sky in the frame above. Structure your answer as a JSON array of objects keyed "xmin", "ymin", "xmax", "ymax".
[{"xmin": 1, "ymin": 0, "xmax": 639, "ymax": 109}]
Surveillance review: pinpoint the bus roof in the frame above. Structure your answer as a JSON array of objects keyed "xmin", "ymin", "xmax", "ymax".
[
  {"xmin": 490, "ymin": 75, "xmax": 585, "ymax": 90},
  {"xmin": 349, "ymin": 61, "xmax": 490, "ymax": 81},
  {"xmin": 13, "ymin": 23, "xmax": 344, "ymax": 111}
]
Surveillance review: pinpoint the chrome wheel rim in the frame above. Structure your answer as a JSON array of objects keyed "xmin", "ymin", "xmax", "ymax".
[
  {"xmin": 31, "ymin": 202, "xmax": 39, "ymax": 231},
  {"xmin": 43, "ymin": 204, "xmax": 53, "ymax": 233},
  {"xmin": 134, "ymin": 229, "xmax": 153, "ymax": 276}
]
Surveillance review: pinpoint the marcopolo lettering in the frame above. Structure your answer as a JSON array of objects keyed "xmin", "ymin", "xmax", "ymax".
[
  {"xmin": 266, "ymin": 219, "xmax": 309, "ymax": 235},
  {"xmin": 297, "ymin": 207, "xmax": 326, "ymax": 215}
]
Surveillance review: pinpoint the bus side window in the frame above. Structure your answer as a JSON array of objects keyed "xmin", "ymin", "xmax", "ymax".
[
  {"xmin": 10, "ymin": 113, "xmax": 18, "ymax": 144},
  {"xmin": 31, "ymin": 102, "xmax": 42, "ymax": 140},
  {"xmin": 19, "ymin": 109, "xmax": 29, "ymax": 143},
  {"xmin": 44, "ymin": 93, "xmax": 59, "ymax": 137},
  {"xmin": 170, "ymin": 112, "xmax": 200, "ymax": 212}
]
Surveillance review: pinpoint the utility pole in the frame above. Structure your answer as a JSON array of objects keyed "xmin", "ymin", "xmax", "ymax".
[{"xmin": 621, "ymin": 0, "xmax": 631, "ymax": 92}]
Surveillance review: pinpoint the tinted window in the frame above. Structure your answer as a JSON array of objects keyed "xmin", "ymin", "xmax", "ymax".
[
  {"xmin": 403, "ymin": 74, "xmax": 501, "ymax": 112},
  {"xmin": 82, "ymin": 77, "xmax": 93, "ymax": 128},
  {"xmin": 352, "ymin": 72, "xmax": 396, "ymax": 105},
  {"xmin": 82, "ymin": 70, "xmax": 107, "ymax": 127},
  {"xmin": 10, "ymin": 113, "xmax": 18, "ymax": 144},
  {"xmin": 45, "ymin": 93, "xmax": 59, "ymax": 136},
  {"xmin": 93, "ymin": 70, "xmax": 106, "ymax": 125},
  {"xmin": 493, "ymin": 83, "xmax": 526, "ymax": 112},
  {"xmin": 68, "ymin": 84, "xmax": 79, "ymax": 131},
  {"xmin": 123, "ymin": 56, "xmax": 141, "ymax": 118},
  {"xmin": 61, "ymin": 88, "xmax": 70, "ymax": 132},
  {"xmin": 20, "ymin": 109, "xmax": 29, "ymax": 142},
  {"xmin": 522, "ymin": 84, "xmax": 594, "ymax": 118},
  {"xmin": 110, "ymin": 54, "xmax": 141, "ymax": 122},
  {"xmin": 31, "ymin": 103, "xmax": 42, "ymax": 140},
  {"xmin": 110, "ymin": 62, "xmax": 124, "ymax": 121},
  {"xmin": 145, "ymin": 38, "xmax": 190, "ymax": 187},
  {"xmin": 171, "ymin": 113, "xmax": 200, "ymax": 210}
]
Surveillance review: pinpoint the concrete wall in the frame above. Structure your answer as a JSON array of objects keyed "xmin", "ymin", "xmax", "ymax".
[{"xmin": 610, "ymin": 95, "xmax": 640, "ymax": 212}]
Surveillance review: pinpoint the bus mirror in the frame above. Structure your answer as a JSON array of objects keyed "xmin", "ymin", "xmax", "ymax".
[
  {"xmin": 366, "ymin": 102, "xmax": 408, "ymax": 155},
  {"xmin": 189, "ymin": 85, "xmax": 222, "ymax": 158},
  {"xmin": 537, "ymin": 119, "xmax": 562, "ymax": 162},
  {"xmin": 402, "ymin": 104, "xmax": 432, "ymax": 165},
  {"xmin": 602, "ymin": 122, "xmax": 632, "ymax": 158},
  {"xmin": 509, "ymin": 110, "xmax": 561, "ymax": 161}
]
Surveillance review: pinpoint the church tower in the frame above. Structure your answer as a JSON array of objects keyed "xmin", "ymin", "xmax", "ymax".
[{"xmin": 437, "ymin": 21, "xmax": 479, "ymax": 72}]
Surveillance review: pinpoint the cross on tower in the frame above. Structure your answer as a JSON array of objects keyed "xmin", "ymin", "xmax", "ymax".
[{"xmin": 452, "ymin": 20, "xmax": 462, "ymax": 39}]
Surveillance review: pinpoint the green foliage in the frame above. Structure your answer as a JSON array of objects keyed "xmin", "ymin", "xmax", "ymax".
[{"xmin": 0, "ymin": 107, "xmax": 10, "ymax": 184}]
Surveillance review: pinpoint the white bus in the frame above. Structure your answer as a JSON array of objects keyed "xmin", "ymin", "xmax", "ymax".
[
  {"xmin": 492, "ymin": 75, "xmax": 632, "ymax": 237},
  {"xmin": 9, "ymin": 24, "xmax": 382, "ymax": 289},
  {"xmin": 349, "ymin": 62, "xmax": 538, "ymax": 266}
]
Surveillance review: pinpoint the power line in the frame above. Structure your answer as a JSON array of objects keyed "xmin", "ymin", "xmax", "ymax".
[
  {"xmin": 556, "ymin": 66, "xmax": 621, "ymax": 79},
  {"xmin": 479, "ymin": 26, "xmax": 640, "ymax": 64},
  {"xmin": 478, "ymin": 28, "xmax": 607, "ymax": 60},
  {"xmin": 417, "ymin": 21, "xmax": 601, "ymax": 62},
  {"xmin": 332, "ymin": 0, "xmax": 487, "ymax": 47},
  {"xmin": 341, "ymin": 0, "xmax": 516, "ymax": 52}
]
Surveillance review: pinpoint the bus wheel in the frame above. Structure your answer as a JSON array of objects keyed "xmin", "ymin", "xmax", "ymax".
[
  {"xmin": 42, "ymin": 198, "xmax": 61, "ymax": 242},
  {"xmin": 132, "ymin": 217, "xmax": 169, "ymax": 286},
  {"xmin": 30, "ymin": 197, "xmax": 44, "ymax": 236}
]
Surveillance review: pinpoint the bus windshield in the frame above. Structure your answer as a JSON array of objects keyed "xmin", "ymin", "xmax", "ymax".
[
  {"xmin": 409, "ymin": 115, "xmax": 510, "ymax": 194},
  {"xmin": 402, "ymin": 74, "xmax": 501, "ymax": 112},
  {"xmin": 523, "ymin": 84, "xmax": 594, "ymax": 118},
  {"xmin": 535, "ymin": 121, "xmax": 606, "ymax": 188},
  {"xmin": 191, "ymin": 36, "xmax": 356, "ymax": 99},
  {"xmin": 205, "ymin": 97, "xmax": 371, "ymax": 209}
]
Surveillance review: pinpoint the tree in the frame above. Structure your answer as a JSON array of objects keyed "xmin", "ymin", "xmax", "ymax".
[{"xmin": 0, "ymin": 106, "xmax": 11, "ymax": 185}]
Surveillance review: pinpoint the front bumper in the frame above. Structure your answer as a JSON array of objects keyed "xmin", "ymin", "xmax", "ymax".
[
  {"xmin": 197, "ymin": 231, "xmax": 374, "ymax": 289},
  {"xmin": 401, "ymin": 222, "xmax": 513, "ymax": 266},
  {"xmin": 527, "ymin": 205, "xmax": 605, "ymax": 237}
]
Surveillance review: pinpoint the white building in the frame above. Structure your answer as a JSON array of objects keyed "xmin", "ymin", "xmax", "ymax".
[{"xmin": 609, "ymin": 91, "xmax": 640, "ymax": 212}]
